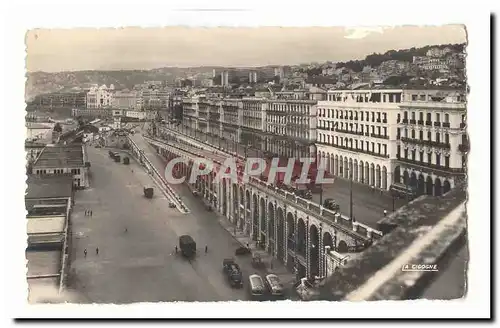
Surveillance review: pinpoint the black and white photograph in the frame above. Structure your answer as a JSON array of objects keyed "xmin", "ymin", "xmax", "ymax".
[{"xmin": 2, "ymin": 1, "xmax": 492, "ymax": 320}]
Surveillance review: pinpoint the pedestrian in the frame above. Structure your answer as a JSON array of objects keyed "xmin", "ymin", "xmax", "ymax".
[
  {"xmin": 246, "ymin": 243, "xmax": 250, "ymax": 249},
  {"xmin": 84, "ymin": 210, "xmax": 87, "ymax": 216},
  {"xmin": 84, "ymin": 249, "xmax": 87, "ymax": 258},
  {"xmin": 124, "ymin": 227, "xmax": 128, "ymax": 233},
  {"xmin": 175, "ymin": 246, "xmax": 178, "ymax": 253},
  {"xmin": 383, "ymin": 209, "xmax": 387, "ymax": 217},
  {"xmin": 90, "ymin": 210, "xmax": 93, "ymax": 217},
  {"xmin": 205, "ymin": 245, "xmax": 208, "ymax": 253},
  {"xmin": 96, "ymin": 247, "xmax": 99, "ymax": 255}
]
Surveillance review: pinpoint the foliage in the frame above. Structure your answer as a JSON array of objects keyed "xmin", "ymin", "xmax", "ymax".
[{"xmin": 53, "ymin": 122, "xmax": 63, "ymax": 133}]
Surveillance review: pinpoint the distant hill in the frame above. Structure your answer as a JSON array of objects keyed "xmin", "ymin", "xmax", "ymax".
[
  {"xmin": 25, "ymin": 66, "xmax": 228, "ymax": 100},
  {"xmin": 335, "ymin": 43, "xmax": 466, "ymax": 73}
]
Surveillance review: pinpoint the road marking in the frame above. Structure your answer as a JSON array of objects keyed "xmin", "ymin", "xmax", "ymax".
[{"xmin": 345, "ymin": 201, "xmax": 466, "ymax": 301}]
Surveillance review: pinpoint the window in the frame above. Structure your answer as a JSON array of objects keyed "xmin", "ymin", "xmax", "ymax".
[
  {"xmin": 436, "ymin": 154, "xmax": 441, "ymax": 166},
  {"xmin": 419, "ymin": 151, "xmax": 424, "ymax": 162},
  {"xmin": 445, "ymin": 114, "xmax": 450, "ymax": 123},
  {"xmin": 411, "ymin": 112, "xmax": 415, "ymax": 120},
  {"xmin": 427, "ymin": 131, "xmax": 432, "ymax": 141},
  {"xmin": 371, "ymin": 142, "xmax": 375, "ymax": 152},
  {"xmin": 419, "ymin": 112, "xmax": 424, "ymax": 121},
  {"xmin": 371, "ymin": 126, "xmax": 375, "ymax": 134},
  {"xmin": 361, "ymin": 112, "xmax": 364, "ymax": 120},
  {"xmin": 426, "ymin": 113, "xmax": 432, "ymax": 122},
  {"xmin": 411, "ymin": 130, "xmax": 415, "ymax": 138},
  {"xmin": 405, "ymin": 128, "xmax": 408, "ymax": 138},
  {"xmin": 404, "ymin": 149, "xmax": 408, "ymax": 159},
  {"xmin": 365, "ymin": 141, "xmax": 369, "ymax": 150},
  {"xmin": 397, "ymin": 145, "xmax": 401, "ymax": 157},
  {"xmin": 377, "ymin": 143, "xmax": 381, "ymax": 153},
  {"xmin": 397, "ymin": 128, "xmax": 401, "ymax": 139},
  {"xmin": 445, "ymin": 155, "xmax": 450, "ymax": 168},
  {"xmin": 436, "ymin": 132, "xmax": 440, "ymax": 143},
  {"xmin": 412, "ymin": 150, "xmax": 416, "ymax": 161},
  {"xmin": 383, "ymin": 127, "xmax": 387, "ymax": 136},
  {"xmin": 383, "ymin": 144, "xmax": 387, "ymax": 155},
  {"xmin": 355, "ymin": 140, "xmax": 358, "ymax": 148},
  {"xmin": 428, "ymin": 152, "xmax": 432, "ymax": 165},
  {"xmin": 445, "ymin": 133, "xmax": 449, "ymax": 144},
  {"xmin": 419, "ymin": 131, "xmax": 423, "ymax": 140},
  {"xmin": 371, "ymin": 112, "xmax": 375, "ymax": 122},
  {"xmin": 397, "ymin": 113, "xmax": 401, "ymax": 122},
  {"xmin": 436, "ymin": 113, "xmax": 441, "ymax": 122},
  {"xmin": 404, "ymin": 111, "xmax": 408, "ymax": 119}
]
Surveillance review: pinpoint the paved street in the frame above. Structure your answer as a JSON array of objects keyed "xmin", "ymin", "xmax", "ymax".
[
  {"xmin": 67, "ymin": 137, "xmax": 297, "ymax": 303},
  {"xmin": 161, "ymin": 123, "xmax": 407, "ymax": 228}
]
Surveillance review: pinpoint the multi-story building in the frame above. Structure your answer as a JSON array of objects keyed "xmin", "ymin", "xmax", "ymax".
[
  {"xmin": 112, "ymin": 89, "xmax": 143, "ymax": 110},
  {"xmin": 29, "ymin": 91, "xmax": 87, "ymax": 110},
  {"xmin": 316, "ymin": 88, "xmax": 466, "ymax": 195},
  {"xmin": 240, "ymin": 98, "xmax": 267, "ymax": 150},
  {"xmin": 141, "ymin": 87, "xmax": 169, "ymax": 110},
  {"xmin": 396, "ymin": 89, "xmax": 467, "ymax": 196},
  {"xmin": 265, "ymin": 98, "xmax": 317, "ymax": 158},
  {"xmin": 31, "ymin": 144, "xmax": 89, "ymax": 189},
  {"xmin": 182, "ymin": 96, "xmax": 200, "ymax": 131},
  {"xmin": 249, "ymin": 71, "xmax": 258, "ymax": 84},
  {"xmin": 86, "ymin": 85, "xmax": 114, "ymax": 109},
  {"xmin": 221, "ymin": 71, "xmax": 230, "ymax": 87},
  {"xmin": 220, "ymin": 98, "xmax": 241, "ymax": 143}
]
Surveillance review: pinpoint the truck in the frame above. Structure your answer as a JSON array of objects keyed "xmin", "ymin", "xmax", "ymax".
[
  {"xmin": 222, "ymin": 258, "xmax": 243, "ymax": 288},
  {"xmin": 114, "ymin": 154, "xmax": 120, "ymax": 162},
  {"xmin": 179, "ymin": 235, "xmax": 196, "ymax": 258},
  {"xmin": 143, "ymin": 187, "xmax": 154, "ymax": 199}
]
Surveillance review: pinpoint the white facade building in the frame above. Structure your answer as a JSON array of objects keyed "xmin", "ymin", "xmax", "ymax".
[
  {"xmin": 316, "ymin": 88, "xmax": 467, "ymax": 194},
  {"xmin": 86, "ymin": 85, "xmax": 114, "ymax": 109}
]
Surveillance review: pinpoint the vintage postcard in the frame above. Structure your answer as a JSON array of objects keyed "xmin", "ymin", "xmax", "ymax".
[{"xmin": 24, "ymin": 25, "xmax": 470, "ymax": 308}]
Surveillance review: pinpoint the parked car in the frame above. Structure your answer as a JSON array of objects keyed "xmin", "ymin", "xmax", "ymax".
[
  {"xmin": 248, "ymin": 274, "xmax": 266, "ymax": 300},
  {"xmin": 222, "ymin": 259, "xmax": 243, "ymax": 288},
  {"xmin": 179, "ymin": 235, "xmax": 196, "ymax": 258},
  {"xmin": 323, "ymin": 198, "xmax": 340, "ymax": 212},
  {"xmin": 168, "ymin": 202, "xmax": 176, "ymax": 208},
  {"xmin": 265, "ymin": 274, "xmax": 284, "ymax": 298}
]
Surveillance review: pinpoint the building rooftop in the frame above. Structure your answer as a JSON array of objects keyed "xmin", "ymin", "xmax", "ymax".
[
  {"xmin": 25, "ymin": 175, "xmax": 73, "ymax": 200},
  {"xmin": 317, "ymin": 185, "xmax": 467, "ymax": 301},
  {"xmin": 33, "ymin": 144, "xmax": 84, "ymax": 169},
  {"xmin": 27, "ymin": 216, "xmax": 66, "ymax": 235},
  {"xmin": 26, "ymin": 250, "xmax": 62, "ymax": 277}
]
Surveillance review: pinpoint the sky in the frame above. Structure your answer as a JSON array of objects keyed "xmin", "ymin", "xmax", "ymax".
[{"xmin": 25, "ymin": 25, "xmax": 467, "ymax": 72}]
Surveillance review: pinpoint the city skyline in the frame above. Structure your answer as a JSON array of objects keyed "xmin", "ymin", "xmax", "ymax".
[{"xmin": 25, "ymin": 25, "xmax": 466, "ymax": 73}]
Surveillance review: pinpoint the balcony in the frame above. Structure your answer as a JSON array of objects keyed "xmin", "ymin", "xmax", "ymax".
[
  {"xmin": 460, "ymin": 123, "xmax": 466, "ymax": 129},
  {"xmin": 371, "ymin": 134, "xmax": 390, "ymax": 140},
  {"xmin": 365, "ymin": 132, "xmax": 370, "ymax": 136},
  {"xmin": 458, "ymin": 143, "xmax": 469, "ymax": 152},
  {"xmin": 376, "ymin": 119, "xmax": 381, "ymax": 123},
  {"xmin": 382, "ymin": 119, "xmax": 387, "ymax": 123},
  {"xmin": 398, "ymin": 157, "xmax": 465, "ymax": 174},
  {"xmin": 409, "ymin": 119, "xmax": 416, "ymax": 124},
  {"xmin": 425, "ymin": 121, "xmax": 432, "ymax": 126},
  {"xmin": 418, "ymin": 120, "xmax": 424, "ymax": 125},
  {"xmin": 434, "ymin": 122, "xmax": 441, "ymax": 127},
  {"xmin": 442, "ymin": 122, "xmax": 451, "ymax": 128},
  {"xmin": 402, "ymin": 119, "xmax": 408, "ymax": 124},
  {"xmin": 349, "ymin": 116, "xmax": 353, "ymax": 120},
  {"xmin": 354, "ymin": 116, "xmax": 358, "ymax": 120}
]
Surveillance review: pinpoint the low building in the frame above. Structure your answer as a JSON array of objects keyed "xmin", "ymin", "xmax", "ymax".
[
  {"xmin": 31, "ymin": 144, "xmax": 89, "ymax": 189},
  {"xmin": 25, "ymin": 175, "xmax": 73, "ymax": 301}
]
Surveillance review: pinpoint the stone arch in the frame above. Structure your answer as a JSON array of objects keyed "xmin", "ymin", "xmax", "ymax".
[
  {"xmin": 246, "ymin": 190, "xmax": 251, "ymax": 210},
  {"xmin": 323, "ymin": 231, "xmax": 334, "ymax": 251},
  {"xmin": 370, "ymin": 163, "xmax": 375, "ymax": 186},
  {"xmin": 259, "ymin": 197, "xmax": 266, "ymax": 247},
  {"xmin": 337, "ymin": 240, "xmax": 348, "ymax": 253},
  {"xmin": 240, "ymin": 186, "xmax": 244, "ymax": 206},
  {"xmin": 359, "ymin": 161, "xmax": 364, "ymax": 184},
  {"xmin": 267, "ymin": 202, "xmax": 275, "ymax": 255},
  {"xmin": 339, "ymin": 155, "xmax": 343, "ymax": 176},
  {"xmin": 394, "ymin": 166, "xmax": 401, "ymax": 184},
  {"xmin": 353, "ymin": 159, "xmax": 358, "ymax": 182},
  {"xmin": 277, "ymin": 208, "xmax": 285, "ymax": 262},
  {"xmin": 222, "ymin": 178, "xmax": 228, "ymax": 217},
  {"xmin": 330, "ymin": 153, "xmax": 334, "ymax": 176},
  {"xmin": 434, "ymin": 177, "xmax": 442, "ymax": 196},
  {"xmin": 309, "ymin": 224, "xmax": 320, "ymax": 278},
  {"xmin": 403, "ymin": 170, "xmax": 409, "ymax": 186},
  {"xmin": 297, "ymin": 218, "xmax": 306, "ymax": 257},
  {"xmin": 232, "ymin": 183, "xmax": 238, "ymax": 223},
  {"xmin": 426, "ymin": 176, "xmax": 433, "ymax": 195},
  {"xmin": 417, "ymin": 174, "xmax": 425, "ymax": 195},
  {"xmin": 252, "ymin": 194, "xmax": 259, "ymax": 241},
  {"xmin": 410, "ymin": 171, "xmax": 417, "ymax": 189},
  {"xmin": 348, "ymin": 158, "xmax": 353, "ymax": 179},
  {"xmin": 344, "ymin": 157, "xmax": 348, "ymax": 179},
  {"xmin": 365, "ymin": 162, "xmax": 370, "ymax": 185},
  {"xmin": 382, "ymin": 166, "xmax": 388, "ymax": 189},
  {"xmin": 443, "ymin": 180, "xmax": 451, "ymax": 194},
  {"xmin": 376, "ymin": 164, "xmax": 381, "ymax": 188},
  {"xmin": 334, "ymin": 155, "xmax": 339, "ymax": 176}
]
